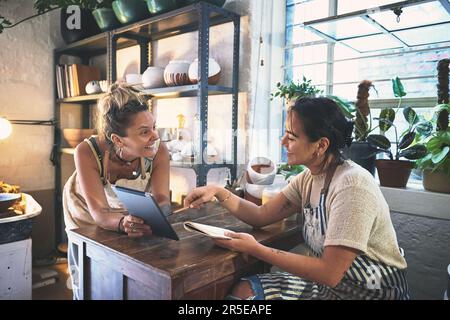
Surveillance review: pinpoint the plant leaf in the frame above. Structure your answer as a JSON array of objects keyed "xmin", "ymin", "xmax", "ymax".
[
  {"xmin": 327, "ymin": 95, "xmax": 356, "ymax": 118},
  {"xmin": 379, "ymin": 108, "xmax": 395, "ymax": 133},
  {"xmin": 399, "ymin": 144, "xmax": 427, "ymax": 160},
  {"xmin": 392, "ymin": 77, "xmax": 407, "ymax": 98},
  {"xmin": 398, "ymin": 132, "xmax": 416, "ymax": 150},
  {"xmin": 403, "ymin": 106, "xmax": 419, "ymax": 127},
  {"xmin": 367, "ymin": 134, "xmax": 391, "ymax": 150},
  {"xmin": 415, "ymin": 120, "xmax": 434, "ymax": 137},
  {"xmin": 431, "ymin": 146, "xmax": 449, "ymax": 164}
]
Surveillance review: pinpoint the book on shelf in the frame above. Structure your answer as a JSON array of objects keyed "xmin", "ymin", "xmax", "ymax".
[
  {"xmin": 55, "ymin": 63, "xmax": 101, "ymax": 98},
  {"xmin": 72, "ymin": 64, "xmax": 101, "ymax": 96},
  {"xmin": 183, "ymin": 221, "xmax": 232, "ymax": 240}
]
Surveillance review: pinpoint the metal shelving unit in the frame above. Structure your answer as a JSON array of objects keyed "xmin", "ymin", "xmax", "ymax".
[{"xmin": 53, "ymin": 1, "xmax": 240, "ymax": 244}]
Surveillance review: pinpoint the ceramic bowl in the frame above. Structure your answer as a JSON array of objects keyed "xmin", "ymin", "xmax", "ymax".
[
  {"xmin": 0, "ymin": 193, "xmax": 21, "ymax": 213},
  {"xmin": 99, "ymin": 80, "xmax": 109, "ymax": 93},
  {"xmin": 142, "ymin": 67, "xmax": 165, "ymax": 89},
  {"xmin": 164, "ymin": 60, "xmax": 191, "ymax": 86},
  {"xmin": 188, "ymin": 58, "xmax": 221, "ymax": 85},
  {"xmin": 85, "ymin": 81, "xmax": 102, "ymax": 95},
  {"xmin": 63, "ymin": 128, "xmax": 95, "ymax": 148}
]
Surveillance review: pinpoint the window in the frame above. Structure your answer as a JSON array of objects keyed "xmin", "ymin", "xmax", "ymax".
[{"xmin": 283, "ymin": 0, "xmax": 450, "ymax": 178}]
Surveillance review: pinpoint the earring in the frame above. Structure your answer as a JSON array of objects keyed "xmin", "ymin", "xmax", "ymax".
[{"xmin": 119, "ymin": 147, "xmax": 123, "ymax": 159}]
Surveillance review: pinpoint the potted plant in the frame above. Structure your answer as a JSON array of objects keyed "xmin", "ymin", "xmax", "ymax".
[
  {"xmin": 271, "ymin": 76, "xmax": 323, "ymax": 109},
  {"xmin": 415, "ymin": 104, "xmax": 450, "ymax": 193},
  {"xmin": 278, "ymin": 164, "xmax": 305, "ymax": 182},
  {"xmin": 367, "ymin": 102, "xmax": 428, "ymax": 187},
  {"xmin": 337, "ymin": 80, "xmax": 380, "ymax": 175}
]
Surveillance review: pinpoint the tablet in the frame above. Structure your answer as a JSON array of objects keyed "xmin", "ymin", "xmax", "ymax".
[{"xmin": 112, "ymin": 185, "xmax": 179, "ymax": 241}]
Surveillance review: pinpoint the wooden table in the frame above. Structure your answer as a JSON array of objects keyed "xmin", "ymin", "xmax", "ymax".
[{"xmin": 68, "ymin": 202, "xmax": 303, "ymax": 300}]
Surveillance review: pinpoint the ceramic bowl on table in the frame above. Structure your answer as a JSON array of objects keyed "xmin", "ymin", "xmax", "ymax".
[{"xmin": 0, "ymin": 193, "xmax": 21, "ymax": 213}]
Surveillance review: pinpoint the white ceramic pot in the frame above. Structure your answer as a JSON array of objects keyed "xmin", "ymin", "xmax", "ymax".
[
  {"xmin": 142, "ymin": 66, "xmax": 165, "ymax": 89},
  {"xmin": 247, "ymin": 157, "xmax": 276, "ymax": 185},
  {"xmin": 85, "ymin": 81, "xmax": 102, "ymax": 95},
  {"xmin": 188, "ymin": 58, "xmax": 221, "ymax": 85},
  {"xmin": 125, "ymin": 73, "xmax": 142, "ymax": 85},
  {"xmin": 164, "ymin": 60, "xmax": 190, "ymax": 86}
]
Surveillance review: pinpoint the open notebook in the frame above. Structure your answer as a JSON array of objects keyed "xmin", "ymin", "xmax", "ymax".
[{"xmin": 183, "ymin": 221, "xmax": 232, "ymax": 240}]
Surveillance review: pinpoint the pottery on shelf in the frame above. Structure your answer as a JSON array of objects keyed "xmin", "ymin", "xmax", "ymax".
[
  {"xmin": 142, "ymin": 67, "xmax": 165, "ymax": 89},
  {"xmin": 188, "ymin": 58, "xmax": 221, "ymax": 85},
  {"xmin": 99, "ymin": 80, "xmax": 109, "ymax": 93},
  {"xmin": 181, "ymin": 0, "xmax": 226, "ymax": 7},
  {"xmin": 92, "ymin": 8, "xmax": 121, "ymax": 32},
  {"xmin": 145, "ymin": 0, "xmax": 178, "ymax": 15},
  {"xmin": 164, "ymin": 60, "xmax": 191, "ymax": 86},
  {"xmin": 85, "ymin": 81, "xmax": 102, "ymax": 95},
  {"xmin": 63, "ymin": 129, "xmax": 95, "ymax": 148},
  {"xmin": 112, "ymin": 0, "xmax": 150, "ymax": 25}
]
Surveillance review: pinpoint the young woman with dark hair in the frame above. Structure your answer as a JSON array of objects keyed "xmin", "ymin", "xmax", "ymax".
[{"xmin": 184, "ymin": 97, "xmax": 410, "ymax": 300}]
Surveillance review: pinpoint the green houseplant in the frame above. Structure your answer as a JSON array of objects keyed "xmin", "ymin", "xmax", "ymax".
[
  {"xmin": 367, "ymin": 103, "xmax": 428, "ymax": 187},
  {"xmin": 338, "ymin": 80, "xmax": 379, "ymax": 175},
  {"xmin": 415, "ymin": 104, "xmax": 450, "ymax": 193},
  {"xmin": 271, "ymin": 76, "xmax": 323, "ymax": 109}
]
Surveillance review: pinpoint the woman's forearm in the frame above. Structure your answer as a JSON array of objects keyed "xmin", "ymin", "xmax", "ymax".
[
  {"xmin": 253, "ymin": 244, "xmax": 338, "ymax": 288},
  {"xmin": 214, "ymin": 187, "xmax": 267, "ymax": 227}
]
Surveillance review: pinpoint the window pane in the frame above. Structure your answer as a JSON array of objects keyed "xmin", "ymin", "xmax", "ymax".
[
  {"xmin": 393, "ymin": 23, "xmax": 450, "ymax": 46},
  {"xmin": 333, "ymin": 47, "xmax": 450, "ymax": 88},
  {"xmin": 340, "ymin": 34, "xmax": 404, "ymax": 52},
  {"xmin": 286, "ymin": 0, "xmax": 329, "ymax": 25},
  {"xmin": 285, "ymin": 25, "xmax": 324, "ymax": 45},
  {"xmin": 311, "ymin": 17, "xmax": 381, "ymax": 40},
  {"xmin": 369, "ymin": 2, "xmax": 450, "ymax": 31},
  {"xmin": 290, "ymin": 64, "xmax": 327, "ymax": 85},
  {"xmin": 338, "ymin": 0, "xmax": 400, "ymax": 15},
  {"xmin": 286, "ymin": 44, "xmax": 328, "ymax": 67},
  {"xmin": 333, "ymin": 77, "xmax": 440, "ymax": 100}
]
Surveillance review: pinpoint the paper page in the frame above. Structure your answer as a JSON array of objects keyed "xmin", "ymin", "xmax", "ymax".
[{"xmin": 183, "ymin": 221, "xmax": 232, "ymax": 240}]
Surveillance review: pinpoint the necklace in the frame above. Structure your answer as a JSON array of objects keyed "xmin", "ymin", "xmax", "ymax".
[{"xmin": 115, "ymin": 152, "xmax": 138, "ymax": 166}]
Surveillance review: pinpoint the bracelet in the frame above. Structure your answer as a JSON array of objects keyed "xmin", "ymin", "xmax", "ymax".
[
  {"xmin": 117, "ymin": 216, "xmax": 125, "ymax": 233},
  {"xmin": 218, "ymin": 190, "xmax": 232, "ymax": 203}
]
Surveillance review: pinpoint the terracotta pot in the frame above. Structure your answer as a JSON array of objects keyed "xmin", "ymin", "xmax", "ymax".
[
  {"xmin": 63, "ymin": 129, "xmax": 95, "ymax": 148},
  {"xmin": 164, "ymin": 60, "xmax": 191, "ymax": 86},
  {"xmin": 423, "ymin": 170, "xmax": 450, "ymax": 193},
  {"xmin": 375, "ymin": 159, "xmax": 413, "ymax": 188}
]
